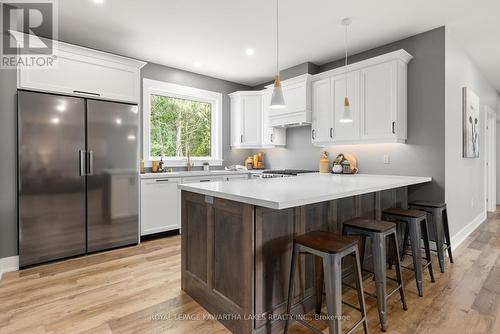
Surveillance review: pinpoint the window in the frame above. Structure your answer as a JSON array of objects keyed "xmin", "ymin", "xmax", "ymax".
[{"xmin": 143, "ymin": 79, "xmax": 222, "ymax": 166}]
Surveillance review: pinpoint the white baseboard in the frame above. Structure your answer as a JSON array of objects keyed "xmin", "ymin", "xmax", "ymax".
[
  {"xmin": 450, "ymin": 211, "xmax": 487, "ymax": 251},
  {"xmin": 0, "ymin": 256, "xmax": 19, "ymax": 280}
]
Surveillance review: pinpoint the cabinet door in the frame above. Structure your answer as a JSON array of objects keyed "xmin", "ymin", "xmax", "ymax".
[
  {"xmin": 241, "ymin": 95, "xmax": 262, "ymax": 146},
  {"xmin": 360, "ymin": 62, "xmax": 397, "ymax": 140},
  {"xmin": 262, "ymin": 91, "xmax": 286, "ymax": 146},
  {"xmin": 311, "ymin": 78, "xmax": 333, "ymax": 144},
  {"xmin": 230, "ymin": 96, "xmax": 243, "ymax": 147},
  {"xmin": 332, "ymin": 72, "xmax": 360, "ymax": 141},
  {"xmin": 19, "ymin": 43, "xmax": 142, "ymax": 103},
  {"xmin": 141, "ymin": 178, "xmax": 180, "ymax": 236}
]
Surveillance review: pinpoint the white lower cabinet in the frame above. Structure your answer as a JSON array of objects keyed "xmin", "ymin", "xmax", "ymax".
[
  {"xmin": 140, "ymin": 173, "xmax": 250, "ymax": 236},
  {"xmin": 140, "ymin": 178, "xmax": 180, "ymax": 236}
]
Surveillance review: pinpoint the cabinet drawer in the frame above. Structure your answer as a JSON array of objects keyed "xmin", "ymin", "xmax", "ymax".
[{"xmin": 181, "ymin": 176, "xmax": 225, "ymax": 183}]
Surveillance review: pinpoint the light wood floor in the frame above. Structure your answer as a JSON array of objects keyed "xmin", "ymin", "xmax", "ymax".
[{"xmin": 1, "ymin": 214, "xmax": 499, "ymax": 334}]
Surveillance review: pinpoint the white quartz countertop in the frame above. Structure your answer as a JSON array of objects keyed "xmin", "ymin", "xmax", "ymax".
[
  {"xmin": 178, "ymin": 174, "xmax": 432, "ymax": 210},
  {"xmin": 140, "ymin": 170, "xmax": 254, "ymax": 179}
]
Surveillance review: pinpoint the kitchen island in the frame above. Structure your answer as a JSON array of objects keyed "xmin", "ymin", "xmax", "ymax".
[{"xmin": 179, "ymin": 174, "xmax": 431, "ymax": 334}]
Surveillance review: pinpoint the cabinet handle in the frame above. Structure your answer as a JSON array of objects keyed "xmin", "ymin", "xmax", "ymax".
[
  {"xmin": 78, "ymin": 150, "xmax": 86, "ymax": 176},
  {"xmin": 312, "ymin": 129, "xmax": 316, "ymax": 140},
  {"xmin": 240, "ymin": 134, "xmax": 243, "ymax": 143},
  {"xmin": 155, "ymin": 179, "xmax": 170, "ymax": 182},
  {"xmin": 330, "ymin": 128, "xmax": 333, "ymax": 138},
  {"xmin": 73, "ymin": 90, "xmax": 101, "ymax": 97},
  {"xmin": 392, "ymin": 121, "xmax": 396, "ymax": 134},
  {"xmin": 199, "ymin": 179, "xmax": 211, "ymax": 183},
  {"xmin": 87, "ymin": 150, "xmax": 94, "ymax": 176},
  {"xmin": 270, "ymin": 133, "xmax": 274, "ymax": 142}
]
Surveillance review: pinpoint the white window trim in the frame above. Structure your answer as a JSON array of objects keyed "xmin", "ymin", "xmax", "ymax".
[{"xmin": 143, "ymin": 78, "xmax": 223, "ymax": 167}]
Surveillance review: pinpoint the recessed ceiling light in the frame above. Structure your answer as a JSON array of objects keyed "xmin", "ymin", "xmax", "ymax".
[
  {"xmin": 127, "ymin": 134, "xmax": 136, "ymax": 141},
  {"xmin": 194, "ymin": 62, "xmax": 201, "ymax": 68},
  {"xmin": 50, "ymin": 117, "xmax": 60, "ymax": 124},
  {"xmin": 56, "ymin": 104, "xmax": 66, "ymax": 112},
  {"xmin": 93, "ymin": 0, "xmax": 104, "ymax": 4},
  {"xmin": 245, "ymin": 48, "xmax": 255, "ymax": 56},
  {"xmin": 115, "ymin": 118, "xmax": 122, "ymax": 125}
]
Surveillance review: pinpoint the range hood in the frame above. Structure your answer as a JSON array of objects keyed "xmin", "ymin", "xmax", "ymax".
[{"xmin": 265, "ymin": 74, "xmax": 312, "ymax": 128}]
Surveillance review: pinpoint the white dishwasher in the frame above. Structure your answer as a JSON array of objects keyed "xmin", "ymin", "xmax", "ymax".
[{"xmin": 140, "ymin": 177, "xmax": 180, "ymax": 236}]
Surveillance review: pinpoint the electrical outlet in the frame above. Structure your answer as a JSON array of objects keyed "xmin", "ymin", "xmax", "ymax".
[{"xmin": 383, "ymin": 155, "xmax": 390, "ymax": 164}]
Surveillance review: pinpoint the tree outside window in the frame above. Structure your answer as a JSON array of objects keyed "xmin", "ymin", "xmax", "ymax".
[{"xmin": 150, "ymin": 95, "xmax": 211, "ymax": 158}]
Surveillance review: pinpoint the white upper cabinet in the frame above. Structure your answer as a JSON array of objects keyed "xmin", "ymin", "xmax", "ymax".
[
  {"xmin": 266, "ymin": 74, "xmax": 312, "ymax": 127},
  {"xmin": 262, "ymin": 90, "xmax": 286, "ymax": 146},
  {"xmin": 18, "ymin": 40, "xmax": 146, "ymax": 103},
  {"xmin": 230, "ymin": 91, "xmax": 286, "ymax": 149},
  {"xmin": 311, "ymin": 49, "xmax": 412, "ymax": 146},
  {"xmin": 230, "ymin": 91, "xmax": 262, "ymax": 148},
  {"xmin": 311, "ymin": 72, "xmax": 359, "ymax": 145},
  {"xmin": 311, "ymin": 78, "xmax": 333, "ymax": 144},
  {"xmin": 332, "ymin": 72, "xmax": 360, "ymax": 142},
  {"xmin": 360, "ymin": 61, "xmax": 397, "ymax": 140}
]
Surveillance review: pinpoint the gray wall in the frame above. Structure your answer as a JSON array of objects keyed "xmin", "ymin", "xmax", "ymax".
[
  {"xmin": 141, "ymin": 63, "xmax": 251, "ymax": 170},
  {"xmin": 254, "ymin": 27, "xmax": 446, "ymax": 203},
  {"xmin": 252, "ymin": 62, "xmax": 320, "ymax": 90},
  {"xmin": 445, "ymin": 29, "xmax": 499, "ymax": 236},
  {"xmin": 0, "ymin": 64, "xmax": 18, "ymax": 259}
]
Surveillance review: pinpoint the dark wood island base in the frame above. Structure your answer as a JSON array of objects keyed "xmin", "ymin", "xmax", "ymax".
[{"xmin": 181, "ymin": 187, "xmax": 409, "ymax": 334}]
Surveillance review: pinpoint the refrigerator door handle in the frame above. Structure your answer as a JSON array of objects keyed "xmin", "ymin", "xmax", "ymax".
[
  {"xmin": 88, "ymin": 150, "xmax": 94, "ymax": 176},
  {"xmin": 79, "ymin": 150, "xmax": 86, "ymax": 176}
]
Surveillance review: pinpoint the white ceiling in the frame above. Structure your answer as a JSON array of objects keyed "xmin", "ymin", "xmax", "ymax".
[{"xmin": 58, "ymin": 0, "xmax": 500, "ymax": 89}]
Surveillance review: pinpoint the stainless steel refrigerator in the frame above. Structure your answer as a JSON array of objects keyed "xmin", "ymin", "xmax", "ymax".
[{"xmin": 18, "ymin": 90, "xmax": 139, "ymax": 267}]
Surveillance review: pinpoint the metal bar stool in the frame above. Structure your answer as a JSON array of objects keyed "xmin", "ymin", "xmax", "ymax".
[
  {"xmin": 343, "ymin": 218, "xmax": 407, "ymax": 332},
  {"xmin": 382, "ymin": 208, "xmax": 435, "ymax": 297},
  {"xmin": 284, "ymin": 231, "xmax": 369, "ymax": 334},
  {"xmin": 409, "ymin": 201, "xmax": 454, "ymax": 272}
]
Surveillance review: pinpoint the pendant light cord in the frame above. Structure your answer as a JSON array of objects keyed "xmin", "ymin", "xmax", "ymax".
[
  {"xmin": 276, "ymin": 0, "xmax": 280, "ymax": 78},
  {"xmin": 344, "ymin": 22, "xmax": 348, "ymax": 97}
]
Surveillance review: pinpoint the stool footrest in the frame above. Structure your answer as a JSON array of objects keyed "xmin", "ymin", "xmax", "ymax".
[
  {"xmin": 401, "ymin": 260, "xmax": 432, "ymax": 272},
  {"xmin": 342, "ymin": 281, "xmax": 402, "ymax": 301},
  {"xmin": 346, "ymin": 317, "xmax": 368, "ymax": 334},
  {"xmin": 342, "ymin": 300, "xmax": 362, "ymax": 312},
  {"xmin": 295, "ymin": 319, "xmax": 324, "ymax": 334},
  {"xmin": 361, "ymin": 268, "xmax": 399, "ymax": 283}
]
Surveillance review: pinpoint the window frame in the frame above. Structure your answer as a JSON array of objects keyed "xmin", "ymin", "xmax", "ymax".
[{"xmin": 143, "ymin": 78, "xmax": 223, "ymax": 166}]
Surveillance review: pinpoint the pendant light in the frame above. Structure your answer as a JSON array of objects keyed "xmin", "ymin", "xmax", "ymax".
[
  {"xmin": 270, "ymin": 0, "xmax": 285, "ymax": 109},
  {"xmin": 340, "ymin": 17, "xmax": 353, "ymax": 123}
]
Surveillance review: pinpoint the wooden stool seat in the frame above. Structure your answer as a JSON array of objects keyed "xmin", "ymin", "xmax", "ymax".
[
  {"xmin": 294, "ymin": 231, "xmax": 358, "ymax": 254},
  {"xmin": 343, "ymin": 217, "xmax": 396, "ymax": 232},
  {"xmin": 410, "ymin": 200, "xmax": 446, "ymax": 208},
  {"xmin": 383, "ymin": 207, "xmax": 427, "ymax": 218}
]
